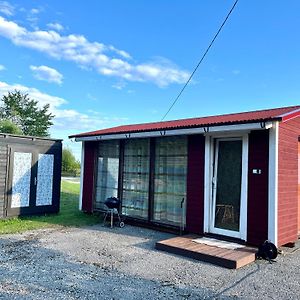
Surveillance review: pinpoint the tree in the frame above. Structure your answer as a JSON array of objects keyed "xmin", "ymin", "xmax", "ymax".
[
  {"xmin": 0, "ymin": 119, "xmax": 23, "ymax": 135},
  {"xmin": 62, "ymin": 148, "xmax": 81, "ymax": 176},
  {"xmin": 0, "ymin": 90, "xmax": 54, "ymax": 137}
]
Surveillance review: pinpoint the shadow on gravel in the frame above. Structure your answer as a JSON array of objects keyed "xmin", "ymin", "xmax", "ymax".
[
  {"xmin": 206, "ymin": 263, "xmax": 261, "ymax": 299},
  {"xmin": 89, "ymin": 222, "xmax": 174, "ymax": 241},
  {"xmin": 86, "ymin": 223, "xmax": 175, "ymax": 254},
  {"xmin": 0, "ymin": 236, "xmax": 224, "ymax": 299}
]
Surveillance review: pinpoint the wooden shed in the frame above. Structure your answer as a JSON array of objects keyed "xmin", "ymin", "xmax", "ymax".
[
  {"xmin": 0, "ymin": 134, "xmax": 62, "ymax": 218},
  {"xmin": 70, "ymin": 106, "xmax": 300, "ymax": 247}
]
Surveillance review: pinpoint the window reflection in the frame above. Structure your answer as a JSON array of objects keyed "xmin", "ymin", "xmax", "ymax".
[
  {"xmin": 95, "ymin": 141, "xmax": 120, "ymax": 210},
  {"xmin": 153, "ymin": 136, "xmax": 187, "ymax": 226},
  {"xmin": 121, "ymin": 139, "xmax": 149, "ymax": 219}
]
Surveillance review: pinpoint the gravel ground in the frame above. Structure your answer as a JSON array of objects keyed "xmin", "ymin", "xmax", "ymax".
[{"xmin": 0, "ymin": 224, "xmax": 299, "ymax": 299}]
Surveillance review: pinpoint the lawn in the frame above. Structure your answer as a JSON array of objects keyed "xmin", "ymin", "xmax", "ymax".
[{"xmin": 0, "ymin": 180, "xmax": 101, "ymax": 234}]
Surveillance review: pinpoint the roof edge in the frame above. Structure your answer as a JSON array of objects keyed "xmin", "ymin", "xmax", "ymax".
[
  {"xmin": 69, "ymin": 118, "xmax": 281, "ymax": 139},
  {"xmin": 69, "ymin": 105, "xmax": 300, "ymax": 139}
]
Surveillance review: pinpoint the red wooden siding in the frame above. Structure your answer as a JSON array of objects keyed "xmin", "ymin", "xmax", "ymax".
[
  {"xmin": 278, "ymin": 117, "xmax": 300, "ymax": 246},
  {"xmin": 298, "ymin": 141, "xmax": 300, "ymax": 234},
  {"xmin": 247, "ymin": 130, "xmax": 269, "ymax": 246},
  {"xmin": 186, "ymin": 135, "xmax": 205, "ymax": 234},
  {"xmin": 82, "ymin": 141, "xmax": 97, "ymax": 213}
]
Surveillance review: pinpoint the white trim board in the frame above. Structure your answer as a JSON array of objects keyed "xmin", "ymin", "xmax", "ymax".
[
  {"xmin": 268, "ymin": 121, "xmax": 279, "ymax": 246},
  {"xmin": 204, "ymin": 134, "xmax": 249, "ymax": 241},
  {"xmin": 79, "ymin": 141, "xmax": 85, "ymax": 211},
  {"xmin": 204, "ymin": 135, "xmax": 212, "ymax": 233}
]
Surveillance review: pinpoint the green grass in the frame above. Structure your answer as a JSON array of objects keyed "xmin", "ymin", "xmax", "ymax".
[{"xmin": 0, "ymin": 180, "xmax": 101, "ymax": 235}]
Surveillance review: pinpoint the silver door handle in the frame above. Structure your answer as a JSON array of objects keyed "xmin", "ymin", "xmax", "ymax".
[{"xmin": 34, "ymin": 177, "xmax": 37, "ymax": 185}]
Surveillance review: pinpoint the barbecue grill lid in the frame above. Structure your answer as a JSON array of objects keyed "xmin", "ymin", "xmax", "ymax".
[{"xmin": 104, "ymin": 197, "xmax": 120, "ymax": 209}]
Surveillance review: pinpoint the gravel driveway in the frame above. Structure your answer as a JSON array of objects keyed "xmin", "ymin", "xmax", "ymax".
[{"xmin": 0, "ymin": 224, "xmax": 299, "ymax": 299}]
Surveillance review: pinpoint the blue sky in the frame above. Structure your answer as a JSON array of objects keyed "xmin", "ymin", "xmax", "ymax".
[{"xmin": 0, "ymin": 0, "xmax": 299, "ymax": 159}]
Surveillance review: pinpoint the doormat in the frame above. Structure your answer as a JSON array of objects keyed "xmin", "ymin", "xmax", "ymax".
[{"xmin": 192, "ymin": 237, "xmax": 245, "ymax": 250}]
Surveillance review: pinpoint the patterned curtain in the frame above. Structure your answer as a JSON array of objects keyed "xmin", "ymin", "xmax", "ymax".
[
  {"xmin": 122, "ymin": 139, "xmax": 149, "ymax": 219},
  {"xmin": 153, "ymin": 136, "xmax": 187, "ymax": 226},
  {"xmin": 95, "ymin": 141, "xmax": 120, "ymax": 210}
]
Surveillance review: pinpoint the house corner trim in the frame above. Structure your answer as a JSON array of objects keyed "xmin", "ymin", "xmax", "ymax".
[
  {"xmin": 268, "ymin": 121, "xmax": 279, "ymax": 246},
  {"xmin": 79, "ymin": 141, "xmax": 85, "ymax": 211}
]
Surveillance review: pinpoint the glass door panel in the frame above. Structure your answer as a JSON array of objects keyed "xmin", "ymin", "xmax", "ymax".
[
  {"xmin": 214, "ymin": 140, "xmax": 242, "ymax": 232},
  {"xmin": 153, "ymin": 136, "xmax": 187, "ymax": 226},
  {"xmin": 122, "ymin": 139, "xmax": 149, "ymax": 219},
  {"xmin": 95, "ymin": 141, "xmax": 120, "ymax": 210}
]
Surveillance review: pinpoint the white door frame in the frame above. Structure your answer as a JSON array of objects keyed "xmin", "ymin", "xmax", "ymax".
[{"xmin": 204, "ymin": 133, "xmax": 248, "ymax": 240}]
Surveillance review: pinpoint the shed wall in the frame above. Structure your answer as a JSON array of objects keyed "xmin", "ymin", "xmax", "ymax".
[
  {"xmin": 186, "ymin": 135, "xmax": 205, "ymax": 234},
  {"xmin": 247, "ymin": 130, "xmax": 269, "ymax": 245},
  {"xmin": 82, "ymin": 141, "xmax": 97, "ymax": 213},
  {"xmin": 0, "ymin": 136, "xmax": 62, "ymax": 217},
  {"xmin": 278, "ymin": 117, "xmax": 300, "ymax": 246}
]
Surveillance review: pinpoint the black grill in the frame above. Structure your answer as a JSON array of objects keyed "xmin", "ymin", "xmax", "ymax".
[
  {"xmin": 104, "ymin": 197, "xmax": 120, "ymax": 209},
  {"xmin": 103, "ymin": 197, "xmax": 124, "ymax": 228}
]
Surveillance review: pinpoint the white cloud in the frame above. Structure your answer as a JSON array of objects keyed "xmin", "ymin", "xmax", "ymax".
[
  {"xmin": 30, "ymin": 65, "xmax": 63, "ymax": 85},
  {"xmin": 0, "ymin": 16, "xmax": 189, "ymax": 87},
  {"xmin": 0, "ymin": 64, "xmax": 5, "ymax": 71},
  {"xmin": 0, "ymin": 80, "xmax": 66, "ymax": 111},
  {"xmin": 30, "ymin": 8, "xmax": 40, "ymax": 14},
  {"xmin": 0, "ymin": 80, "xmax": 127, "ymax": 133},
  {"xmin": 112, "ymin": 81, "xmax": 127, "ymax": 90},
  {"xmin": 86, "ymin": 93, "xmax": 97, "ymax": 101},
  {"xmin": 47, "ymin": 22, "xmax": 64, "ymax": 31},
  {"xmin": 0, "ymin": 1, "xmax": 14, "ymax": 16},
  {"xmin": 232, "ymin": 69, "xmax": 241, "ymax": 75}
]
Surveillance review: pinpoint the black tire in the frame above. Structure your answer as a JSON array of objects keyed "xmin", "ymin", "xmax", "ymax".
[{"xmin": 119, "ymin": 221, "xmax": 125, "ymax": 228}]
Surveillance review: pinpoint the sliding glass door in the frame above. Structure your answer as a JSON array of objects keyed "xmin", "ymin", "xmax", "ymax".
[
  {"xmin": 122, "ymin": 139, "xmax": 150, "ymax": 219},
  {"xmin": 95, "ymin": 141, "xmax": 120, "ymax": 210},
  {"xmin": 153, "ymin": 136, "xmax": 187, "ymax": 226},
  {"xmin": 95, "ymin": 136, "xmax": 188, "ymax": 228}
]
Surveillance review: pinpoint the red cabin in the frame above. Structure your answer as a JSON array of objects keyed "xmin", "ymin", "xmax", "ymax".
[{"xmin": 70, "ymin": 106, "xmax": 300, "ymax": 247}]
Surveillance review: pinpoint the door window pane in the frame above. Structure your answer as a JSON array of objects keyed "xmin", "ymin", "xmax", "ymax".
[
  {"xmin": 95, "ymin": 141, "xmax": 120, "ymax": 210},
  {"xmin": 214, "ymin": 140, "xmax": 242, "ymax": 231},
  {"xmin": 153, "ymin": 136, "xmax": 187, "ymax": 226},
  {"xmin": 122, "ymin": 139, "xmax": 149, "ymax": 219}
]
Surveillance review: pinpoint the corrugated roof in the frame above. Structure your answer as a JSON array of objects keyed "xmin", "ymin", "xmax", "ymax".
[{"xmin": 69, "ymin": 105, "xmax": 300, "ymax": 138}]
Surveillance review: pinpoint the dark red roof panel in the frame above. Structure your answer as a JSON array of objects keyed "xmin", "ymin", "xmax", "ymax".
[{"xmin": 70, "ymin": 105, "xmax": 300, "ymax": 138}]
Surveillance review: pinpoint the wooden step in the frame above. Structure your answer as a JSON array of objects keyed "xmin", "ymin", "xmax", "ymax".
[{"xmin": 156, "ymin": 235, "xmax": 257, "ymax": 269}]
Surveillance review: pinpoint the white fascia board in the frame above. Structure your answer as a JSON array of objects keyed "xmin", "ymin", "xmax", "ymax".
[
  {"xmin": 79, "ymin": 141, "xmax": 85, "ymax": 211},
  {"xmin": 268, "ymin": 121, "xmax": 279, "ymax": 246},
  {"xmin": 75, "ymin": 122, "xmax": 272, "ymax": 142},
  {"xmin": 277, "ymin": 108, "xmax": 300, "ymax": 118},
  {"xmin": 203, "ymin": 135, "xmax": 212, "ymax": 233}
]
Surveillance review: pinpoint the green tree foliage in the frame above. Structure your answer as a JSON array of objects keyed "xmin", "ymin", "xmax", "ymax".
[
  {"xmin": 0, "ymin": 90, "xmax": 54, "ymax": 137},
  {"xmin": 0, "ymin": 119, "xmax": 23, "ymax": 135},
  {"xmin": 62, "ymin": 148, "xmax": 81, "ymax": 176}
]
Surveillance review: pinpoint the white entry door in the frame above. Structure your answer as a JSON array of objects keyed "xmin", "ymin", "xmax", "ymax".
[{"xmin": 208, "ymin": 136, "xmax": 248, "ymax": 240}]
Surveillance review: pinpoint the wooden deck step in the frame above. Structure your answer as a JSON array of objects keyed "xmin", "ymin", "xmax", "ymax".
[{"xmin": 155, "ymin": 235, "xmax": 257, "ymax": 269}]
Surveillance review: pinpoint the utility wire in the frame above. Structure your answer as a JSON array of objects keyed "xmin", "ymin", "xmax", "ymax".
[{"xmin": 161, "ymin": 0, "xmax": 240, "ymax": 121}]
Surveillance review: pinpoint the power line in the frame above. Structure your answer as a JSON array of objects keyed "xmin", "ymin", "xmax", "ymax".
[{"xmin": 161, "ymin": 0, "xmax": 240, "ymax": 121}]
